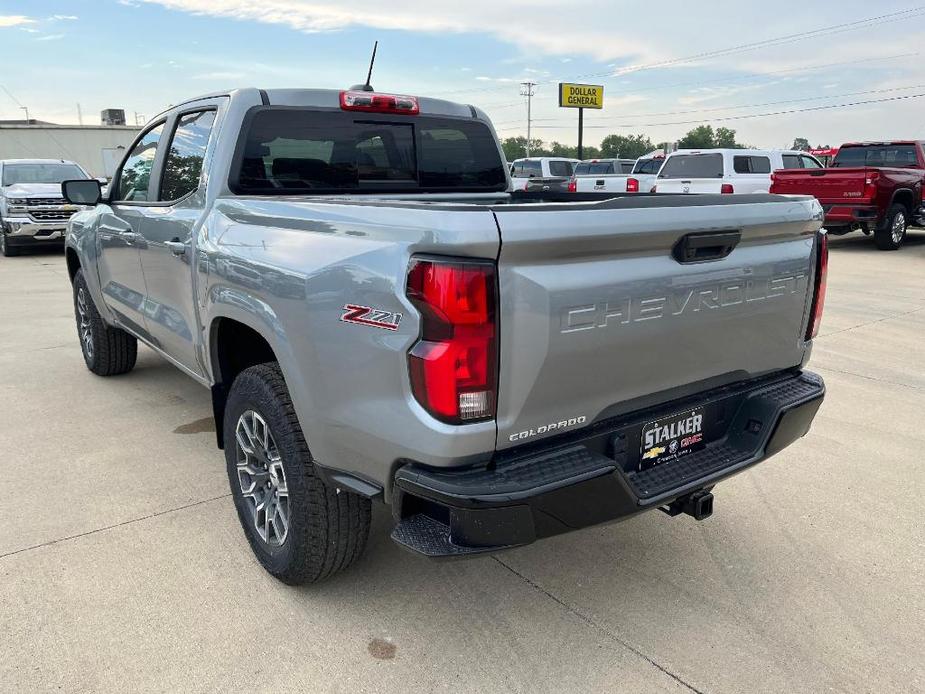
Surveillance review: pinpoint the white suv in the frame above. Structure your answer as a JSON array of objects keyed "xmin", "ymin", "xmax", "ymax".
[
  {"xmin": 510, "ymin": 157, "xmax": 579, "ymax": 190},
  {"xmin": 653, "ymin": 149, "xmax": 822, "ymax": 195}
]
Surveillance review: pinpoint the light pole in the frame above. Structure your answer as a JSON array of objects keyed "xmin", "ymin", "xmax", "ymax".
[
  {"xmin": 520, "ymin": 81, "xmax": 536, "ymax": 157},
  {"xmin": 20, "ymin": 106, "xmax": 29, "ymax": 123}
]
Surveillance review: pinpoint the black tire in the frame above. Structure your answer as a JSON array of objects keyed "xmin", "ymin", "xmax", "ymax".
[
  {"xmin": 72, "ymin": 269, "xmax": 138, "ymax": 376},
  {"xmin": 224, "ymin": 363, "xmax": 371, "ymax": 585},
  {"xmin": 875, "ymin": 203, "xmax": 908, "ymax": 250},
  {"xmin": 1, "ymin": 233, "xmax": 19, "ymax": 257}
]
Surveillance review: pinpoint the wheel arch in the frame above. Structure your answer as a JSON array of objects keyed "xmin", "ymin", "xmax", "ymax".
[
  {"xmin": 889, "ymin": 188, "xmax": 915, "ymax": 217},
  {"xmin": 207, "ymin": 314, "xmax": 281, "ymax": 450},
  {"xmin": 65, "ymin": 246, "xmax": 81, "ymax": 282}
]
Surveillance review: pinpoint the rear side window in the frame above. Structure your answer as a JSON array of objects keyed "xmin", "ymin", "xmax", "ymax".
[
  {"xmin": 781, "ymin": 154, "xmax": 801, "ymax": 169},
  {"xmin": 733, "ymin": 156, "xmax": 771, "ymax": 174},
  {"xmin": 523, "ymin": 160, "xmax": 542, "ymax": 176},
  {"xmin": 115, "ymin": 123, "xmax": 165, "ymax": 202},
  {"xmin": 658, "ymin": 154, "xmax": 724, "ymax": 179},
  {"xmin": 233, "ymin": 109, "xmax": 506, "ymax": 194},
  {"xmin": 833, "ymin": 145, "xmax": 919, "ymax": 168},
  {"xmin": 548, "ymin": 160, "xmax": 574, "ymax": 177},
  {"xmin": 633, "ymin": 158, "xmax": 663, "ymax": 175},
  {"xmin": 160, "ymin": 110, "xmax": 216, "ymax": 201}
]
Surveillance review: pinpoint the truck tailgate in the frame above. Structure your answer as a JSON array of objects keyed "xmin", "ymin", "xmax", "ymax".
[
  {"xmin": 770, "ymin": 167, "xmax": 869, "ymax": 202},
  {"xmin": 491, "ymin": 195, "xmax": 822, "ymax": 449}
]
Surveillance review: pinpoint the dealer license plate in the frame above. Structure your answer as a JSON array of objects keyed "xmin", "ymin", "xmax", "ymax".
[{"xmin": 639, "ymin": 406, "xmax": 705, "ymax": 470}]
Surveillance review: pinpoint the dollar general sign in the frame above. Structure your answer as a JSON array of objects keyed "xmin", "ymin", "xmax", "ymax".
[{"xmin": 559, "ymin": 83, "xmax": 604, "ymax": 109}]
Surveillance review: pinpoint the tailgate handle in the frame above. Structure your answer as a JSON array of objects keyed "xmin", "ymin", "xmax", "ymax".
[{"xmin": 672, "ymin": 231, "xmax": 741, "ymax": 263}]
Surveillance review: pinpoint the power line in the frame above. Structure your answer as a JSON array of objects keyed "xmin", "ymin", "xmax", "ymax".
[
  {"xmin": 432, "ymin": 6, "xmax": 925, "ymax": 97},
  {"xmin": 494, "ymin": 91, "xmax": 925, "ymax": 131},
  {"xmin": 491, "ymin": 82, "xmax": 925, "ymax": 127}
]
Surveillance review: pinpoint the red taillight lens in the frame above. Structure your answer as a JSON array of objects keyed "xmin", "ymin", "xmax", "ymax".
[
  {"xmin": 407, "ymin": 258, "xmax": 497, "ymax": 424},
  {"xmin": 806, "ymin": 231, "xmax": 828, "ymax": 340},
  {"xmin": 340, "ymin": 90, "xmax": 420, "ymax": 115},
  {"xmin": 720, "ymin": 183, "xmax": 735, "ymax": 194},
  {"xmin": 863, "ymin": 170, "xmax": 880, "ymax": 201},
  {"xmin": 626, "ymin": 177, "xmax": 639, "ymax": 193},
  {"xmin": 567, "ymin": 177, "xmax": 577, "ymax": 193}
]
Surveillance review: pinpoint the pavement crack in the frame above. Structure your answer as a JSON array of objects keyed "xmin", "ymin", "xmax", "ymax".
[
  {"xmin": 818, "ymin": 305, "xmax": 925, "ymax": 338},
  {"xmin": 816, "ymin": 365, "xmax": 925, "ymax": 391},
  {"xmin": 0, "ymin": 494, "xmax": 231, "ymax": 561},
  {"xmin": 493, "ymin": 556, "xmax": 707, "ymax": 694}
]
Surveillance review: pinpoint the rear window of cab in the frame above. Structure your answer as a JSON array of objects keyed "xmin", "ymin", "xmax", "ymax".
[
  {"xmin": 231, "ymin": 108, "xmax": 508, "ymax": 194},
  {"xmin": 658, "ymin": 154, "xmax": 724, "ymax": 179}
]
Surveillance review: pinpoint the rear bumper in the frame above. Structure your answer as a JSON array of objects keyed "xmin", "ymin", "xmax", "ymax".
[
  {"xmin": 822, "ymin": 204, "xmax": 880, "ymax": 226},
  {"xmin": 391, "ymin": 370, "xmax": 825, "ymax": 557}
]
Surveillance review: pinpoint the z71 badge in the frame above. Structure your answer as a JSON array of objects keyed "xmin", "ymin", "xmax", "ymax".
[{"xmin": 340, "ymin": 304, "xmax": 403, "ymax": 331}]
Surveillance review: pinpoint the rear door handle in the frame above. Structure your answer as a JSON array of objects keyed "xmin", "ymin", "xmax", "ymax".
[
  {"xmin": 165, "ymin": 239, "xmax": 188, "ymax": 256},
  {"xmin": 672, "ymin": 231, "xmax": 741, "ymax": 263}
]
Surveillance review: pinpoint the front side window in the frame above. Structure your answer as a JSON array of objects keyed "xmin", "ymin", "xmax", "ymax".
[
  {"xmin": 548, "ymin": 160, "xmax": 574, "ymax": 177},
  {"xmin": 633, "ymin": 158, "xmax": 663, "ymax": 175},
  {"xmin": 160, "ymin": 110, "xmax": 216, "ymax": 201},
  {"xmin": 234, "ymin": 110, "xmax": 505, "ymax": 193},
  {"xmin": 734, "ymin": 156, "xmax": 771, "ymax": 174},
  {"xmin": 1, "ymin": 163, "xmax": 87, "ymax": 186},
  {"xmin": 801, "ymin": 155, "xmax": 823, "ymax": 169},
  {"xmin": 116, "ymin": 123, "xmax": 165, "ymax": 202}
]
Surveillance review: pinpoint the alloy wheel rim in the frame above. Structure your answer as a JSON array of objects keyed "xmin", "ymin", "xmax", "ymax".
[
  {"xmin": 892, "ymin": 212, "xmax": 906, "ymax": 244},
  {"xmin": 76, "ymin": 287, "xmax": 94, "ymax": 359},
  {"xmin": 235, "ymin": 410, "xmax": 289, "ymax": 547}
]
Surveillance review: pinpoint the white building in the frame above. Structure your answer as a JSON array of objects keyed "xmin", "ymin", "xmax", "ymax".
[{"xmin": 0, "ymin": 121, "xmax": 141, "ymax": 179}]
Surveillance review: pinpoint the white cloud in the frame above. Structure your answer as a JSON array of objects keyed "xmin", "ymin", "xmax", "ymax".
[
  {"xmin": 0, "ymin": 15, "xmax": 35, "ymax": 27},
  {"xmin": 192, "ymin": 71, "xmax": 245, "ymax": 80},
  {"xmin": 50, "ymin": 15, "xmax": 79, "ymax": 21},
  {"xmin": 35, "ymin": 33, "xmax": 65, "ymax": 41}
]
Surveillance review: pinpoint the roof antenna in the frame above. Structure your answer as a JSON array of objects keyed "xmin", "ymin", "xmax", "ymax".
[{"xmin": 350, "ymin": 41, "xmax": 378, "ymax": 92}]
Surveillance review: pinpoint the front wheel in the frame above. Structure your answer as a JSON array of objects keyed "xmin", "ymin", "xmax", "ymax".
[
  {"xmin": 0, "ymin": 232, "xmax": 19, "ymax": 257},
  {"xmin": 72, "ymin": 269, "xmax": 138, "ymax": 376},
  {"xmin": 875, "ymin": 204, "xmax": 908, "ymax": 250},
  {"xmin": 224, "ymin": 363, "xmax": 371, "ymax": 585}
]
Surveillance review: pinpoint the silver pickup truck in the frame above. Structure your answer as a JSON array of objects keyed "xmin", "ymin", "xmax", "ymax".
[
  {"xmin": 0, "ymin": 159, "xmax": 90, "ymax": 256},
  {"xmin": 62, "ymin": 87, "xmax": 828, "ymax": 584}
]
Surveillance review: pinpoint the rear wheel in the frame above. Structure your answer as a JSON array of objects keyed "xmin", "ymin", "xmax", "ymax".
[
  {"xmin": 72, "ymin": 269, "xmax": 138, "ymax": 376},
  {"xmin": 224, "ymin": 363, "xmax": 371, "ymax": 584},
  {"xmin": 875, "ymin": 204, "xmax": 907, "ymax": 250}
]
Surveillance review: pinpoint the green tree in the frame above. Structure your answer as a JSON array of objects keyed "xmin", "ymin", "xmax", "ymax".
[
  {"xmin": 599, "ymin": 134, "xmax": 655, "ymax": 159},
  {"xmin": 714, "ymin": 127, "xmax": 739, "ymax": 148},
  {"xmin": 677, "ymin": 125, "xmax": 716, "ymax": 149},
  {"xmin": 791, "ymin": 137, "xmax": 811, "ymax": 151},
  {"xmin": 501, "ymin": 136, "xmax": 546, "ymax": 161}
]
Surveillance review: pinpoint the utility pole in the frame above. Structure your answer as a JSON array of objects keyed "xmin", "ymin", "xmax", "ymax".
[
  {"xmin": 520, "ymin": 81, "xmax": 536, "ymax": 157},
  {"xmin": 77, "ymin": 103, "xmax": 83, "ymax": 125},
  {"xmin": 19, "ymin": 106, "xmax": 29, "ymax": 123}
]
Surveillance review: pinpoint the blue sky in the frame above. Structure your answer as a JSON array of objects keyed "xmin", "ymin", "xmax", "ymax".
[{"xmin": 2, "ymin": 0, "xmax": 925, "ymax": 148}]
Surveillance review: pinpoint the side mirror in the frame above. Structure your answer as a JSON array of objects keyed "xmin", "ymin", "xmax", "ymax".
[{"xmin": 62, "ymin": 179, "xmax": 102, "ymax": 206}]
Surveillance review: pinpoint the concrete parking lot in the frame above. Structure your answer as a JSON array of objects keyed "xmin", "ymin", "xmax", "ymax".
[{"xmin": 1, "ymin": 233, "xmax": 923, "ymax": 693}]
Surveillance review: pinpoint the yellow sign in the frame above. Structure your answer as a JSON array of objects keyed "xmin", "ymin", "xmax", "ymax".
[{"xmin": 559, "ymin": 83, "xmax": 604, "ymax": 109}]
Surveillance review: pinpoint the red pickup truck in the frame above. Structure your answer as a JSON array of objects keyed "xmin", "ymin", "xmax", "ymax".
[{"xmin": 770, "ymin": 141, "xmax": 925, "ymax": 250}]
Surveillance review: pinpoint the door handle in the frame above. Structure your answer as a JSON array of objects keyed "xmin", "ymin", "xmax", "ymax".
[
  {"xmin": 165, "ymin": 239, "xmax": 188, "ymax": 256},
  {"xmin": 672, "ymin": 231, "xmax": 741, "ymax": 263},
  {"xmin": 118, "ymin": 230, "xmax": 138, "ymax": 243}
]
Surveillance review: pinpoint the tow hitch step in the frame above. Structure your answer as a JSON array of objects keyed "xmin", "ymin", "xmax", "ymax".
[{"xmin": 660, "ymin": 490, "xmax": 714, "ymax": 521}]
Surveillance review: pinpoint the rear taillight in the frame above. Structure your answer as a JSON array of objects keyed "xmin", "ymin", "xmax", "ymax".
[
  {"xmin": 720, "ymin": 183, "xmax": 735, "ymax": 194},
  {"xmin": 407, "ymin": 258, "xmax": 497, "ymax": 424},
  {"xmin": 626, "ymin": 177, "xmax": 639, "ymax": 193},
  {"xmin": 863, "ymin": 170, "xmax": 880, "ymax": 201},
  {"xmin": 340, "ymin": 90, "xmax": 420, "ymax": 115},
  {"xmin": 806, "ymin": 231, "xmax": 828, "ymax": 340},
  {"xmin": 567, "ymin": 177, "xmax": 577, "ymax": 193}
]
